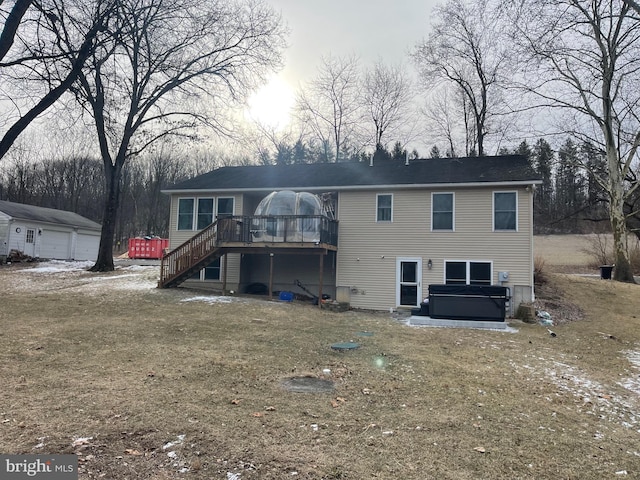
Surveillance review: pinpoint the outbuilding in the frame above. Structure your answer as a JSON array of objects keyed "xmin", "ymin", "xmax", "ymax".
[{"xmin": 0, "ymin": 200, "xmax": 101, "ymax": 263}]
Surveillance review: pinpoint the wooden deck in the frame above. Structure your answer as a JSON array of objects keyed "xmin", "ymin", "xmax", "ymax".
[{"xmin": 159, "ymin": 215, "xmax": 338, "ymax": 290}]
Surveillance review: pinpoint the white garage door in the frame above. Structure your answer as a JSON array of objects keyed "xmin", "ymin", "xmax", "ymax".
[
  {"xmin": 40, "ymin": 230, "xmax": 71, "ymax": 260},
  {"xmin": 75, "ymin": 233, "xmax": 99, "ymax": 261}
]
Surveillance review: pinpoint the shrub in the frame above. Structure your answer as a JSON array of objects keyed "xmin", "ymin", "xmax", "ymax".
[
  {"xmin": 580, "ymin": 233, "xmax": 613, "ymax": 268},
  {"xmin": 534, "ymin": 255, "xmax": 548, "ymax": 285},
  {"xmin": 581, "ymin": 233, "xmax": 640, "ymax": 274}
]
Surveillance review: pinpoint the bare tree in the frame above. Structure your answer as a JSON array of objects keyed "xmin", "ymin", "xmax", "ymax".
[
  {"xmin": 515, "ymin": 0, "xmax": 640, "ymax": 282},
  {"xmin": 0, "ymin": 0, "xmax": 116, "ymax": 159},
  {"xmin": 362, "ymin": 61, "xmax": 414, "ymax": 150},
  {"xmin": 295, "ymin": 55, "xmax": 362, "ymax": 162},
  {"xmin": 422, "ymin": 87, "xmax": 473, "ymax": 157},
  {"xmin": 0, "ymin": 0, "xmax": 32, "ymax": 62},
  {"xmin": 70, "ymin": 0, "xmax": 286, "ymax": 271},
  {"xmin": 623, "ymin": 0, "xmax": 640, "ymax": 15},
  {"xmin": 412, "ymin": 0, "xmax": 510, "ymax": 156}
]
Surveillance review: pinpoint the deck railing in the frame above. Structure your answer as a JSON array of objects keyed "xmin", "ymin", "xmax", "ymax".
[
  {"xmin": 159, "ymin": 215, "xmax": 338, "ymax": 288},
  {"xmin": 216, "ymin": 215, "xmax": 338, "ymax": 246},
  {"xmin": 159, "ymin": 220, "xmax": 219, "ymax": 287}
]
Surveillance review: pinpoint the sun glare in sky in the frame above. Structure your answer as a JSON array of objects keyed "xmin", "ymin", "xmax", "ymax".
[{"xmin": 246, "ymin": 75, "xmax": 296, "ymax": 129}]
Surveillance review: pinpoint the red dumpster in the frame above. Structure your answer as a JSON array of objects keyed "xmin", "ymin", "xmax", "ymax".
[{"xmin": 128, "ymin": 237, "xmax": 169, "ymax": 259}]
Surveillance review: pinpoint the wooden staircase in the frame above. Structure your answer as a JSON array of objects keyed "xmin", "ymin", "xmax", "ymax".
[{"xmin": 158, "ymin": 220, "xmax": 221, "ymax": 288}]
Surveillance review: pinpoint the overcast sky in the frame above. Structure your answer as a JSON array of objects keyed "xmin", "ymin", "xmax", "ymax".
[
  {"xmin": 244, "ymin": 0, "xmax": 441, "ymax": 129},
  {"xmin": 267, "ymin": 0, "xmax": 439, "ymax": 86}
]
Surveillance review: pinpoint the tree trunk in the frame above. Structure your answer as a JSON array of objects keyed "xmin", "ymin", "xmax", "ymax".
[
  {"xmin": 607, "ymin": 148, "xmax": 636, "ymax": 283},
  {"xmin": 90, "ymin": 162, "xmax": 122, "ymax": 272},
  {"xmin": 611, "ymin": 196, "xmax": 635, "ymax": 282}
]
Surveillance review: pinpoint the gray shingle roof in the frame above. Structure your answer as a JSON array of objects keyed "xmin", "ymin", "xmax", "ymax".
[
  {"xmin": 0, "ymin": 200, "xmax": 101, "ymax": 231},
  {"xmin": 164, "ymin": 155, "xmax": 542, "ymax": 193}
]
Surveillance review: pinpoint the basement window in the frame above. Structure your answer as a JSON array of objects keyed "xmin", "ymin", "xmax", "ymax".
[{"xmin": 445, "ymin": 261, "xmax": 492, "ymax": 285}]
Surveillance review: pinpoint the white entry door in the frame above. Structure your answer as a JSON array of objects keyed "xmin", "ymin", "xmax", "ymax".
[
  {"xmin": 23, "ymin": 228, "xmax": 36, "ymax": 257},
  {"xmin": 396, "ymin": 257, "xmax": 422, "ymax": 307}
]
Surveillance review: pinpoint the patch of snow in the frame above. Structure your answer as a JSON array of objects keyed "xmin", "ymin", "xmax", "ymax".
[
  {"xmin": 5, "ymin": 261, "xmax": 159, "ymax": 294},
  {"xmin": 71, "ymin": 436, "xmax": 93, "ymax": 447},
  {"xmin": 181, "ymin": 295, "xmax": 235, "ymax": 304},
  {"xmin": 619, "ymin": 350, "xmax": 640, "ymax": 395},
  {"xmin": 163, "ymin": 434, "xmax": 185, "ymax": 450},
  {"xmin": 22, "ymin": 260, "xmax": 94, "ymax": 273},
  {"xmin": 510, "ymin": 358, "xmax": 640, "ymax": 432}
]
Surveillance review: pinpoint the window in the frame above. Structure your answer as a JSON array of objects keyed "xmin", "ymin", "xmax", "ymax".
[
  {"xmin": 376, "ymin": 194, "xmax": 392, "ymax": 222},
  {"xmin": 494, "ymin": 192, "xmax": 517, "ymax": 231},
  {"xmin": 196, "ymin": 198, "xmax": 214, "ymax": 229},
  {"xmin": 26, "ymin": 229, "xmax": 35, "ymax": 244},
  {"xmin": 204, "ymin": 258, "xmax": 221, "ymax": 280},
  {"xmin": 191, "ymin": 259, "xmax": 221, "ymax": 281},
  {"xmin": 179, "ymin": 197, "xmax": 234, "ymax": 231},
  {"xmin": 445, "ymin": 261, "xmax": 492, "ymax": 285},
  {"xmin": 217, "ymin": 197, "xmax": 235, "ymax": 217},
  {"xmin": 432, "ymin": 193, "xmax": 454, "ymax": 230},
  {"xmin": 177, "ymin": 198, "xmax": 195, "ymax": 230}
]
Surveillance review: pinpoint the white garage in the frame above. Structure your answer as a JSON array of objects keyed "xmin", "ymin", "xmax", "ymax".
[{"xmin": 0, "ymin": 200, "xmax": 101, "ymax": 263}]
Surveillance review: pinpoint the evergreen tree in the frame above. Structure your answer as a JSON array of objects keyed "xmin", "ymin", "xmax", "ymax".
[
  {"xmin": 532, "ymin": 138, "xmax": 554, "ymax": 220},
  {"xmin": 555, "ymin": 138, "xmax": 586, "ymax": 228},
  {"xmin": 391, "ymin": 141, "xmax": 407, "ymax": 161}
]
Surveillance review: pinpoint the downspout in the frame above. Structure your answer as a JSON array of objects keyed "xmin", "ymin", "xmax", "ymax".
[{"xmin": 529, "ymin": 185, "xmax": 535, "ymax": 302}]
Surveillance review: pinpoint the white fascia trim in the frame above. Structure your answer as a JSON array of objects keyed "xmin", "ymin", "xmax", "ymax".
[{"xmin": 162, "ymin": 180, "xmax": 543, "ymax": 195}]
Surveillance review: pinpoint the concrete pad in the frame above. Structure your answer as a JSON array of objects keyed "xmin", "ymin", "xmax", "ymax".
[{"xmin": 409, "ymin": 315, "xmax": 509, "ymax": 330}]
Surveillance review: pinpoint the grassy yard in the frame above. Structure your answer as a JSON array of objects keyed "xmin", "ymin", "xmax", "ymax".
[{"xmin": 1, "ymin": 260, "xmax": 640, "ymax": 479}]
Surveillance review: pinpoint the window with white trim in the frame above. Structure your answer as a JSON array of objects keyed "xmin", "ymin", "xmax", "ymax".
[
  {"xmin": 445, "ymin": 261, "xmax": 492, "ymax": 285},
  {"xmin": 432, "ymin": 192, "xmax": 454, "ymax": 230},
  {"xmin": 376, "ymin": 194, "xmax": 392, "ymax": 222},
  {"xmin": 197, "ymin": 198, "xmax": 214, "ymax": 229},
  {"xmin": 217, "ymin": 197, "xmax": 235, "ymax": 217},
  {"xmin": 204, "ymin": 258, "xmax": 221, "ymax": 280},
  {"xmin": 494, "ymin": 192, "xmax": 517, "ymax": 231},
  {"xmin": 177, "ymin": 198, "xmax": 195, "ymax": 230}
]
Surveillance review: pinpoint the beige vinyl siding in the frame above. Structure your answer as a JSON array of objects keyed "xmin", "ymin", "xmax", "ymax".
[
  {"xmin": 168, "ymin": 193, "xmax": 244, "ymax": 288},
  {"xmin": 336, "ymin": 187, "xmax": 534, "ymax": 311}
]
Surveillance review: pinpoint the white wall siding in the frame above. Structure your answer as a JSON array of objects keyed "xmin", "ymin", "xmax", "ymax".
[
  {"xmin": 0, "ymin": 213, "xmax": 9, "ymax": 258},
  {"xmin": 40, "ymin": 229, "xmax": 71, "ymax": 260},
  {"xmin": 74, "ymin": 231, "xmax": 100, "ymax": 261}
]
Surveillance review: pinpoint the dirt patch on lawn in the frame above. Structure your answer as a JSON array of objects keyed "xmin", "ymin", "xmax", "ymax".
[{"xmin": 535, "ymin": 275, "xmax": 585, "ymax": 325}]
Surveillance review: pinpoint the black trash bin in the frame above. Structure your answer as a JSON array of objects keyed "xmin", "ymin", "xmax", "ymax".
[{"xmin": 600, "ymin": 265, "xmax": 614, "ymax": 280}]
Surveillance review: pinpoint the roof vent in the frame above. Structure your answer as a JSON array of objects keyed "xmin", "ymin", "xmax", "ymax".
[
  {"xmin": 369, "ymin": 153, "xmax": 374, "ymax": 167},
  {"xmin": 405, "ymin": 151, "xmax": 409, "ymax": 166}
]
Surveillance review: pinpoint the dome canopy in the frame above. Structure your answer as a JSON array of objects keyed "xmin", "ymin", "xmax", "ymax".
[
  {"xmin": 252, "ymin": 191, "xmax": 327, "ymax": 243},
  {"xmin": 254, "ymin": 191, "xmax": 324, "ymax": 217}
]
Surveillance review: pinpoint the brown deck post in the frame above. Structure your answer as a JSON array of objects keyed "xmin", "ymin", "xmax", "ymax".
[
  {"xmin": 318, "ymin": 253, "xmax": 324, "ymax": 308},
  {"xmin": 222, "ymin": 253, "xmax": 228, "ymax": 294},
  {"xmin": 269, "ymin": 253, "xmax": 274, "ymax": 299}
]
